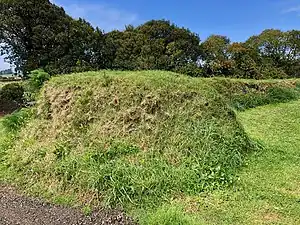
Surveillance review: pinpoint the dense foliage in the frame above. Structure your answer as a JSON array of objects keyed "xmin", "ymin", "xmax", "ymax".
[
  {"xmin": 0, "ymin": 83, "xmax": 23, "ymax": 102},
  {"xmin": 0, "ymin": 0, "xmax": 299, "ymax": 78},
  {"xmin": 0, "ymin": 83, "xmax": 24, "ymax": 114}
]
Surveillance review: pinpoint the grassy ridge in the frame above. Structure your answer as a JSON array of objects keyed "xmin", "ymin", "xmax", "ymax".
[
  {"xmin": 1, "ymin": 71, "xmax": 254, "ymax": 205},
  {"xmin": 187, "ymin": 99, "xmax": 300, "ymax": 225},
  {"xmin": 0, "ymin": 71, "xmax": 299, "ymax": 223},
  {"xmin": 212, "ymin": 78, "xmax": 300, "ymax": 110}
]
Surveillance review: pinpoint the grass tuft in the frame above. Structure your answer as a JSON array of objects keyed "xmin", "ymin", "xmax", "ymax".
[{"xmin": 140, "ymin": 204, "xmax": 200, "ymax": 225}]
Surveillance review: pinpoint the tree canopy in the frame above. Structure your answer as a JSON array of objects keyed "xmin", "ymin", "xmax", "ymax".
[{"xmin": 0, "ymin": 0, "xmax": 299, "ymax": 79}]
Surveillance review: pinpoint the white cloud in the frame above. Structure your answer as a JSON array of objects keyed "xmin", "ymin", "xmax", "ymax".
[
  {"xmin": 52, "ymin": 1, "xmax": 140, "ymax": 31},
  {"xmin": 280, "ymin": 0, "xmax": 300, "ymax": 16},
  {"xmin": 283, "ymin": 5, "xmax": 300, "ymax": 13}
]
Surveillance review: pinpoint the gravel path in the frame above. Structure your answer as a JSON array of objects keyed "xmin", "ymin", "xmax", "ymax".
[{"xmin": 0, "ymin": 186, "xmax": 136, "ymax": 225}]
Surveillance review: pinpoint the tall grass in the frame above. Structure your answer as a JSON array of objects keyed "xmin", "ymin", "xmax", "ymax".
[
  {"xmin": 231, "ymin": 86, "xmax": 300, "ymax": 110},
  {"xmin": 213, "ymin": 78, "xmax": 300, "ymax": 110},
  {"xmin": 140, "ymin": 204, "xmax": 200, "ymax": 225},
  {"xmin": 0, "ymin": 71, "xmax": 299, "ymax": 223}
]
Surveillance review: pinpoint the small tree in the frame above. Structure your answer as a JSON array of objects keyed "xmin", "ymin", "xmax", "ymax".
[
  {"xmin": 24, "ymin": 69, "xmax": 50, "ymax": 102},
  {"xmin": 28, "ymin": 69, "xmax": 50, "ymax": 90}
]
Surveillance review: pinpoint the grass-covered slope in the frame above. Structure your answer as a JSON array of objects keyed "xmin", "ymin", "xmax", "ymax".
[
  {"xmin": 213, "ymin": 78, "xmax": 300, "ymax": 110},
  {"xmin": 192, "ymin": 99, "xmax": 300, "ymax": 225},
  {"xmin": 0, "ymin": 71, "xmax": 253, "ymax": 206},
  {"xmin": 0, "ymin": 71, "xmax": 299, "ymax": 217}
]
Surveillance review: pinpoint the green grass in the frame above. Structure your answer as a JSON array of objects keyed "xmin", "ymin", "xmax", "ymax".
[
  {"xmin": 0, "ymin": 71, "xmax": 254, "ymax": 207},
  {"xmin": 0, "ymin": 70, "xmax": 299, "ymax": 224},
  {"xmin": 180, "ymin": 99, "xmax": 300, "ymax": 225},
  {"xmin": 212, "ymin": 78, "xmax": 300, "ymax": 110},
  {"xmin": 139, "ymin": 204, "xmax": 201, "ymax": 225}
]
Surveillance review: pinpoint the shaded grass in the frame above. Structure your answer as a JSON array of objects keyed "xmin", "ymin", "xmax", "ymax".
[
  {"xmin": 230, "ymin": 85, "xmax": 300, "ymax": 110},
  {"xmin": 1, "ymin": 108, "xmax": 32, "ymax": 133},
  {"xmin": 212, "ymin": 78, "xmax": 300, "ymax": 110}
]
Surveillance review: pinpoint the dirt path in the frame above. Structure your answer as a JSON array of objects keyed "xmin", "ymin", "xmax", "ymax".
[{"xmin": 0, "ymin": 186, "xmax": 136, "ymax": 225}]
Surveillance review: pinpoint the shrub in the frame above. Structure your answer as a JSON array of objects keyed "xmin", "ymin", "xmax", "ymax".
[
  {"xmin": 231, "ymin": 86, "xmax": 300, "ymax": 111},
  {"xmin": 175, "ymin": 63, "xmax": 203, "ymax": 77},
  {"xmin": 28, "ymin": 69, "xmax": 50, "ymax": 91},
  {"xmin": 0, "ymin": 83, "xmax": 24, "ymax": 103},
  {"xmin": 24, "ymin": 69, "xmax": 50, "ymax": 102},
  {"xmin": 0, "ymin": 83, "xmax": 24, "ymax": 114}
]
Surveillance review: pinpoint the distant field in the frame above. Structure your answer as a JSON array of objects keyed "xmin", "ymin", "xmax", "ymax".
[
  {"xmin": 0, "ymin": 73, "xmax": 14, "ymax": 77},
  {"xmin": 0, "ymin": 73, "xmax": 22, "ymax": 84},
  {"xmin": 0, "ymin": 71, "xmax": 299, "ymax": 225}
]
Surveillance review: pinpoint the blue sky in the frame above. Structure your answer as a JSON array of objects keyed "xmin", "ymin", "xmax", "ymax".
[{"xmin": 1, "ymin": 0, "xmax": 300, "ymax": 70}]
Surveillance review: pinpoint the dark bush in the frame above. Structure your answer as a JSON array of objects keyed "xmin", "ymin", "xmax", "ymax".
[
  {"xmin": 0, "ymin": 83, "xmax": 24, "ymax": 102},
  {"xmin": 0, "ymin": 83, "xmax": 24, "ymax": 114},
  {"xmin": 175, "ymin": 63, "xmax": 203, "ymax": 77}
]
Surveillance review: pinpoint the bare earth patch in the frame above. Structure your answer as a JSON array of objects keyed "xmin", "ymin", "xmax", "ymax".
[{"xmin": 0, "ymin": 185, "xmax": 136, "ymax": 225}]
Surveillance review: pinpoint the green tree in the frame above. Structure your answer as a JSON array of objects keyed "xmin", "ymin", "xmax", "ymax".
[
  {"xmin": 228, "ymin": 42, "xmax": 260, "ymax": 79},
  {"xmin": 136, "ymin": 20, "xmax": 201, "ymax": 72},
  {"xmin": 45, "ymin": 18, "xmax": 101, "ymax": 74},
  {"xmin": 0, "ymin": 0, "xmax": 70, "ymax": 74},
  {"xmin": 201, "ymin": 35, "xmax": 233, "ymax": 76},
  {"xmin": 1, "ymin": 0, "xmax": 298, "ymax": 79},
  {"xmin": 105, "ymin": 20, "xmax": 201, "ymax": 74},
  {"xmin": 283, "ymin": 30, "xmax": 300, "ymax": 77},
  {"xmin": 201, "ymin": 35, "xmax": 230, "ymax": 61},
  {"xmin": 245, "ymin": 29, "xmax": 286, "ymax": 66},
  {"xmin": 0, "ymin": 0, "xmax": 107, "ymax": 75},
  {"xmin": 245, "ymin": 29, "xmax": 299, "ymax": 78},
  {"xmin": 106, "ymin": 28, "xmax": 146, "ymax": 70}
]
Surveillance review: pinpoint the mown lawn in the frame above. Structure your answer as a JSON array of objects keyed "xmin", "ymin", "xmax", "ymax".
[{"xmin": 188, "ymin": 100, "xmax": 300, "ymax": 225}]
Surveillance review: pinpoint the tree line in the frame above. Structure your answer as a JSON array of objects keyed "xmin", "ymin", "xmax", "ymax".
[
  {"xmin": 0, "ymin": 69, "xmax": 13, "ymax": 75},
  {"xmin": 0, "ymin": 0, "xmax": 299, "ymax": 79}
]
